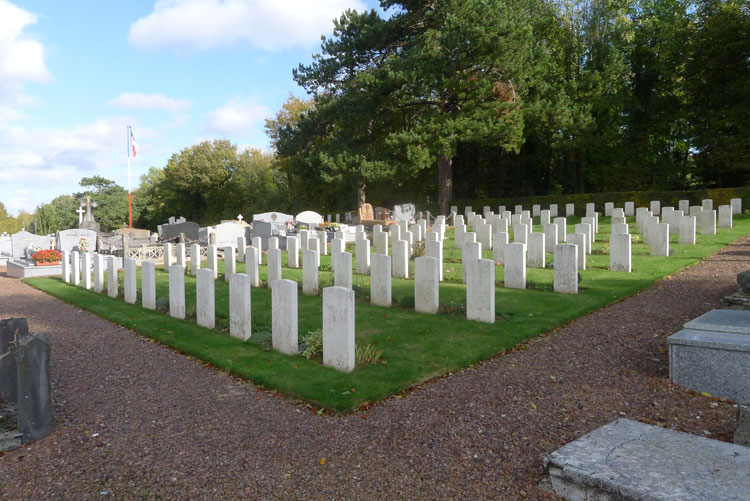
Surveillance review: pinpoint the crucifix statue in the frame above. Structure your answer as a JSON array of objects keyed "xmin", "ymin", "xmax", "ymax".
[
  {"xmin": 237, "ymin": 214, "xmax": 244, "ymax": 222},
  {"xmin": 76, "ymin": 205, "xmax": 85, "ymax": 224}
]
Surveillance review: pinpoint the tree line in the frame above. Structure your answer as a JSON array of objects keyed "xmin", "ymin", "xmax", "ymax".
[{"xmin": 3, "ymin": 0, "xmax": 747, "ymax": 233}]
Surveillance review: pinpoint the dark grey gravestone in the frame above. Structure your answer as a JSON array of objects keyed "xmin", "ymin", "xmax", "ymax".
[
  {"xmin": 17, "ymin": 334, "xmax": 51, "ymax": 443},
  {"xmin": 0, "ymin": 318, "xmax": 28, "ymax": 404},
  {"xmin": 738, "ymin": 271, "xmax": 750, "ymax": 294},
  {"xmin": 160, "ymin": 221, "xmax": 199, "ymax": 242}
]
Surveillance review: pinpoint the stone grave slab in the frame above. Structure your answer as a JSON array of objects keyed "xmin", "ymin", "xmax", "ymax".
[
  {"xmin": 683, "ymin": 309, "xmax": 750, "ymax": 334},
  {"xmin": 545, "ymin": 418, "xmax": 750, "ymax": 501},
  {"xmin": 668, "ymin": 328, "xmax": 750, "ymax": 402}
]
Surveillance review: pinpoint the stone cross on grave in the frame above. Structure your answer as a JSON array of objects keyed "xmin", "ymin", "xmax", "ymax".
[
  {"xmin": 237, "ymin": 214, "xmax": 243, "ymax": 222},
  {"xmin": 76, "ymin": 205, "xmax": 85, "ymax": 224}
]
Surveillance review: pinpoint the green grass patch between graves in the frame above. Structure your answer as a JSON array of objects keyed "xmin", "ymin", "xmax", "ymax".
[{"xmin": 24, "ymin": 215, "xmax": 750, "ymax": 413}]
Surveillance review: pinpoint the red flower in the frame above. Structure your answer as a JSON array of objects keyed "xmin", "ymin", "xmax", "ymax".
[{"xmin": 31, "ymin": 249, "xmax": 62, "ymax": 263}]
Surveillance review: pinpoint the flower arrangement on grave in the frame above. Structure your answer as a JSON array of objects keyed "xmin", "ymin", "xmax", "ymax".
[
  {"xmin": 329, "ymin": 222, "xmax": 339, "ymax": 230},
  {"xmin": 78, "ymin": 237, "xmax": 89, "ymax": 252},
  {"xmin": 298, "ymin": 224, "xmax": 308, "ymax": 230},
  {"xmin": 285, "ymin": 219, "xmax": 296, "ymax": 232},
  {"xmin": 31, "ymin": 249, "xmax": 62, "ymax": 265}
]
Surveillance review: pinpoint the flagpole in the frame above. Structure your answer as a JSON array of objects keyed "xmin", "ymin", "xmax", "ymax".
[{"xmin": 127, "ymin": 126, "xmax": 132, "ymax": 228}]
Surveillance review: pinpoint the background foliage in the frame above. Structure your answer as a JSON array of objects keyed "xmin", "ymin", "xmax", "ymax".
[{"xmin": 2, "ymin": 0, "xmax": 747, "ymax": 233}]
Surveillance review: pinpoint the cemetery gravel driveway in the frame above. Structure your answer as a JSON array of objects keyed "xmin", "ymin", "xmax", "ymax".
[{"xmin": 0, "ymin": 237, "xmax": 748, "ymax": 500}]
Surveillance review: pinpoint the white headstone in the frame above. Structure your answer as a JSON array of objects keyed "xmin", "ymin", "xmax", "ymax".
[
  {"xmin": 567, "ymin": 233, "xmax": 587, "ymax": 270},
  {"xmin": 61, "ymin": 250, "xmax": 70, "ymax": 283},
  {"xmin": 356, "ymin": 238, "xmax": 370, "ymax": 274},
  {"xmin": 604, "ymin": 202, "xmax": 614, "ymax": 217},
  {"xmin": 466, "ymin": 258, "xmax": 495, "ymax": 323},
  {"xmin": 544, "ymin": 224, "xmax": 558, "ymax": 253},
  {"xmin": 370, "ymin": 254, "xmax": 392, "ymax": 306},
  {"xmin": 566, "ymin": 204, "xmax": 575, "ymax": 217},
  {"xmin": 554, "ymin": 244, "xmax": 578, "ymax": 293},
  {"xmin": 549, "ymin": 204, "xmax": 558, "ymax": 218},
  {"xmin": 272, "ymin": 279, "xmax": 298, "ymax": 355},
  {"xmin": 302, "ymin": 249, "xmax": 319, "ymax": 295},
  {"xmin": 107, "ymin": 256, "xmax": 118, "ymax": 298},
  {"xmin": 679, "ymin": 215, "xmax": 696, "ymax": 245},
  {"xmin": 731, "ymin": 198, "xmax": 742, "ymax": 214},
  {"xmin": 93, "ymin": 253, "xmax": 104, "ymax": 292},
  {"xmin": 414, "ymin": 256, "xmax": 439, "ymax": 314},
  {"xmin": 252, "ymin": 237, "xmax": 262, "ymax": 264},
  {"xmin": 610, "ymin": 233, "xmax": 632, "ymax": 272},
  {"xmin": 375, "ymin": 232, "xmax": 388, "ymax": 256},
  {"xmin": 624, "ymin": 201, "xmax": 635, "ymax": 216},
  {"xmin": 528, "ymin": 233, "xmax": 546, "ymax": 268},
  {"xmin": 245, "ymin": 247, "xmax": 260, "ymax": 286},
  {"xmin": 142, "ymin": 261, "xmax": 156, "ymax": 309},
  {"xmin": 163, "ymin": 243, "xmax": 174, "ymax": 268},
  {"xmin": 650, "ymin": 200, "xmax": 661, "ymax": 215},
  {"xmin": 650, "ymin": 223, "xmax": 669, "ymax": 257},
  {"xmin": 196, "ymin": 268, "xmax": 215, "ymax": 328},
  {"xmin": 699, "ymin": 209, "xmax": 716, "ymax": 235},
  {"xmin": 287, "ymin": 236, "xmax": 299, "ymax": 268},
  {"xmin": 425, "ymin": 239, "xmax": 443, "ymax": 281},
  {"xmin": 175, "ymin": 243, "xmax": 186, "ymax": 269},
  {"xmin": 323, "ymin": 286, "xmax": 356, "ymax": 372},
  {"xmin": 462, "ymin": 241, "xmax": 481, "ymax": 283},
  {"xmin": 492, "ymin": 231, "xmax": 509, "ymax": 265},
  {"xmin": 81, "ymin": 252, "xmax": 92, "ymax": 290},
  {"xmin": 237, "ymin": 236, "xmax": 247, "ymax": 263},
  {"xmin": 553, "ymin": 217, "xmax": 567, "ymax": 243},
  {"xmin": 702, "ymin": 199, "xmax": 713, "ymax": 211},
  {"xmin": 718, "ymin": 205, "xmax": 733, "ymax": 228},
  {"xmin": 71, "ymin": 251, "xmax": 80, "ymax": 285},
  {"xmin": 334, "ymin": 251, "xmax": 352, "ymax": 289},
  {"xmin": 169, "ymin": 265, "xmax": 186, "ymax": 319},
  {"xmin": 267, "ymin": 248, "xmax": 282, "ymax": 285},
  {"xmin": 229, "ymin": 273, "xmax": 252, "ymax": 340},
  {"xmin": 504, "ymin": 243, "xmax": 526, "ymax": 289},
  {"xmin": 207, "ymin": 245, "xmax": 218, "ymax": 279},
  {"xmin": 513, "ymin": 223, "xmax": 528, "ymax": 245},
  {"xmin": 223, "ymin": 246, "xmax": 236, "ymax": 281},
  {"xmin": 123, "ymin": 259, "xmax": 138, "ymax": 304},
  {"xmin": 190, "ymin": 243, "xmax": 201, "ymax": 276},
  {"xmin": 392, "ymin": 240, "xmax": 409, "ymax": 278}
]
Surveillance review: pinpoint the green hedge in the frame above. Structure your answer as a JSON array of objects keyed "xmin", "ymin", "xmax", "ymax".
[{"xmin": 452, "ymin": 187, "xmax": 750, "ymax": 216}]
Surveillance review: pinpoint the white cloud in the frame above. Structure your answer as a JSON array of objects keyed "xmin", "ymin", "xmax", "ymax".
[
  {"xmin": 202, "ymin": 96, "xmax": 271, "ymax": 138},
  {"xmin": 128, "ymin": 0, "xmax": 367, "ymax": 52},
  {"xmin": 0, "ymin": 1, "xmax": 51, "ymax": 83},
  {"xmin": 0, "ymin": 118, "xmax": 155, "ymax": 214},
  {"xmin": 108, "ymin": 92, "xmax": 191, "ymax": 115}
]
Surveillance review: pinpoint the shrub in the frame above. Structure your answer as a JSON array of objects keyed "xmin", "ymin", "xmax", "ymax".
[{"xmin": 301, "ymin": 329, "xmax": 323, "ymax": 360}]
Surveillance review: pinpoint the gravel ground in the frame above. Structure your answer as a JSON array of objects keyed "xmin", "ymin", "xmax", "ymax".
[{"xmin": 0, "ymin": 237, "xmax": 747, "ymax": 500}]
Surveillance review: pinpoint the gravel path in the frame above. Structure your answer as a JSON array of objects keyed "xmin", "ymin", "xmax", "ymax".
[{"xmin": 0, "ymin": 237, "xmax": 747, "ymax": 500}]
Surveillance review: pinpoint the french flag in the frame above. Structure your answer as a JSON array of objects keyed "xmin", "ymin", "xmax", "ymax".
[{"xmin": 129, "ymin": 128, "xmax": 138, "ymax": 158}]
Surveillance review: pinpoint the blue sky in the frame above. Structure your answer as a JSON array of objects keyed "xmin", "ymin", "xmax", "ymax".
[{"xmin": 0, "ymin": 0, "xmax": 384, "ymax": 215}]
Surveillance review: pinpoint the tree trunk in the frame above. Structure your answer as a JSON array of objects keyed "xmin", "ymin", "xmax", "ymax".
[
  {"xmin": 357, "ymin": 182, "xmax": 366, "ymax": 207},
  {"xmin": 438, "ymin": 154, "xmax": 453, "ymax": 215}
]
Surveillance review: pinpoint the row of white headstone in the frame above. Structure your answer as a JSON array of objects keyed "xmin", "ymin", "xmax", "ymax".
[
  {"xmin": 59, "ymin": 248, "xmax": 358, "ymax": 373},
  {"xmin": 452, "ymin": 197, "xmax": 742, "ymax": 219}
]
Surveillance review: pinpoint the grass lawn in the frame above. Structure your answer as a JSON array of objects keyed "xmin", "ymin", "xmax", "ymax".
[{"xmin": 24, "ymin": 214, "xmax": 750, "ymax": 413}]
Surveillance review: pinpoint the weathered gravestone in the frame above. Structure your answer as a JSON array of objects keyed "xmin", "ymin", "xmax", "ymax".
[
  {"xmin": 158, "ymin": 221, "xmax": 199, "ymax": 242},
  {"xmin": 393, "ymin": 203, "xmax": 416, "ymax": 222},
  {"xmin": 0, "ymin": 318, "xmax": 51, "ymax": 449},
  {"xmin": 56, "ymin": 228, "xmax": 97, "ymax": 254},
  {"xmin": 10, "ymin": 230, "xmax": 51, "ymax": 258},
  {"xmin": 296, "ymin": 210, "xmax": 324, "ymax": 228}
]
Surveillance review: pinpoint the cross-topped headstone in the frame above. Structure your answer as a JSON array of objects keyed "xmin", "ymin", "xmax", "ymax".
[
  {"xmin": 237, "ymin": 214, "xmax": 244, "ymax": 222},
  {"xmin": 76, "ymin": 205, "xmax": 85, "ymax": 224}
]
